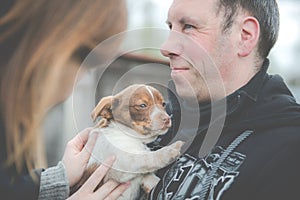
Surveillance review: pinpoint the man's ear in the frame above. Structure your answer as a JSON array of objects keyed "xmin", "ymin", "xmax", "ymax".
[{"xmin": 238, "ymin": 16, "xmax": 260, "ymax": 57}]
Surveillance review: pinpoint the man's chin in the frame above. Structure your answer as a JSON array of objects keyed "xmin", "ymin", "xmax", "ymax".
[{"xmin": 175, "ymin": 89, "xmax": 196, "ymax": 100}]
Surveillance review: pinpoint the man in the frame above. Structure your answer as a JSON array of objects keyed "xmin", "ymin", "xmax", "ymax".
[{"xmin": 148, "ymin": 0, "xmax": 300, "ymax": 199}]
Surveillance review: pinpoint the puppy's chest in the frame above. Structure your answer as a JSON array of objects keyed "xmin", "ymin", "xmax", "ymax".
[{"xmin": 91, "ymin": 123, "xmax": 150, "ymax": 157}]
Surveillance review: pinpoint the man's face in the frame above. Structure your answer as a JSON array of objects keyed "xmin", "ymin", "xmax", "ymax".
[{"xmin": 161, "ymin": 0, "xmax": 235, "ymax": 103}]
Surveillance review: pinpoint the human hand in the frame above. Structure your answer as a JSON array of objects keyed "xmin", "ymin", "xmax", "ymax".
[
  {"xmin": 62, "ymin": 128, "xmax": 98, "ymax": 187},
  {"xmin": 67, "ymin": 156, "xmax": 130, "ymax": 200}
]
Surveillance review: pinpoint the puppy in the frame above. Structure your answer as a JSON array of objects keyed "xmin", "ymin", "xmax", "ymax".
[{"xmin": 73, "ymin": 84, "xmax": 183, "ymax": 199}]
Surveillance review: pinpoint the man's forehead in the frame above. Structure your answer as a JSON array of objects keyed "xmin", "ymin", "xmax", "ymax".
[
  {"xmin": 170, "ymin": 0, "xmax": 218, "ymax": 6},
  {"xmin": 167, "ymin": 0, "xmax": 217, "ymax": 22},
  {"xmin": 168, "ymin": 0, "xmax": 217, "ymax": 13}
]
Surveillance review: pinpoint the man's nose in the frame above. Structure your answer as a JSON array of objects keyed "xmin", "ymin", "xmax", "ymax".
[{"xmin": 160, "ymin": 31, "xmax": 183, "ymax": 58}]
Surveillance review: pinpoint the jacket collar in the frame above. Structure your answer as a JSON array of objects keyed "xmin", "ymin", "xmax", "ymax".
[{"xmin": 232, "ymin": 59, "xmax": 269, "ymax": 102}]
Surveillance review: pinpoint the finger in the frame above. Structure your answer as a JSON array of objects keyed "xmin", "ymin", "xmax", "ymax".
[
  {"xmin": 80, "ymin": 156, "xmax": 116, "ymax": 192},
  {"xmin": 104, "ymin": 182, "xmax": 130, "ymax": 200},
  {"xmin": 79, "ymin": 130, "xmax": 99, "ymax": 162},
  {"xmin": 70, "ymin": 128, "xmax": 93, "ymax": 150},
  {"xmin": 95, "ymin": 180, "xmax": 120, "ymax": 198}
]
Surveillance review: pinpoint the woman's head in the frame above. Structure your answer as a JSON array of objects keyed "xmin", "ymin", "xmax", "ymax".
[{"xmin": 0, "ymin": 0, "xmax": 127, "ymax": 173}]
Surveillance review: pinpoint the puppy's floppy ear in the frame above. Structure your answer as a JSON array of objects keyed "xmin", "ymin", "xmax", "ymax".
[{"xmin": 91, "ymin": 96, "xmax": 114, "ymax": 122}]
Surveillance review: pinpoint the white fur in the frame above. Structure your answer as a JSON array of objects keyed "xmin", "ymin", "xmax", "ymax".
[{"xmin": 88, "ymin": 122, "xmax": 183, "ymax": 200}]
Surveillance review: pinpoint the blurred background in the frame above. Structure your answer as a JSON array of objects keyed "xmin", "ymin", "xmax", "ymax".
[{"xmin": 44, "ymin": 0, "xmax": 300, "ymax": 166}]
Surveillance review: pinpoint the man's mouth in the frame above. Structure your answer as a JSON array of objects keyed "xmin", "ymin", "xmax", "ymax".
[{"xmin": 171, "ymin": 67, "xmax": 190, "ymax": 71}]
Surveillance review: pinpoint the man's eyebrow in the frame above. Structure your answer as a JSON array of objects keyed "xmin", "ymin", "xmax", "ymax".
[
  {"xmin": 165, "ymin": 17, "xmax": 189, "ymax": 25},
  {"xmin": 179, "ymin": 17, "xmax": 187, "ymax": 25},
  {"xmin": 179, "ymin": 16, "xmax": 198, "ymax": 25},
  {"xmin": 166, "ymin": 16, "xmax": 201, "ymax": 27}
]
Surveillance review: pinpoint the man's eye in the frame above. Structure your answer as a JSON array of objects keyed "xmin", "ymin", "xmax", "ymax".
[{"xmin": 183, "ymin": 24, "xmax": 195, "ymax": 30}]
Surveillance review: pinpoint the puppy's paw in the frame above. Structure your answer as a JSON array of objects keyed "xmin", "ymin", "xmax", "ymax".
[
  {"xmin": 171, "ymin": 140, "xmax": 184, "ymax": 151},
  {"xmin": 141, "ymin": 174, "xmax": 160, "ymax": 193},
  {"xmin": 168, "ymin": 140, "xmax": 184, "ymax": 158},
  {"xmin": 151, "ymin": 141, "xmax": 184, "ymax": 168}
]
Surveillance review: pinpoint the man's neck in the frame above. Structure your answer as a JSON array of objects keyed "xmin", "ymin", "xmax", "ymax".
[{"xmin": 224, "ymin": 58, "xmax": 264, "ymax": 97}]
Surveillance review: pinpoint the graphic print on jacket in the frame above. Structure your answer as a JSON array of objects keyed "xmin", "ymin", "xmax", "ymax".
[{"xmin": 150, "ymin": 146, "xmax": 246, "ymax": 200}]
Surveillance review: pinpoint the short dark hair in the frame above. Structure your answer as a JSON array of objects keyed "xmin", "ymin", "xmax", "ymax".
[{"xmin": 216, "ymin": 0, "xmax": 280, "ymax": 58}]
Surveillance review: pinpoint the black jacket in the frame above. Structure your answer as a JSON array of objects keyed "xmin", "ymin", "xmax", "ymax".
[
  {"xmin": 149, "ymin": 59, "xmax": 300, "ymax": 200},
  {"xmin": 0, "ymin": 120, "xmax": 41, "ymax": 199}
]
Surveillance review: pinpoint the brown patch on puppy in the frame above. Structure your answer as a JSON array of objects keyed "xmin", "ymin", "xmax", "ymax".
[{"xmin": 91, "ymin": 84, "xmax": 171, "ymax": 135}]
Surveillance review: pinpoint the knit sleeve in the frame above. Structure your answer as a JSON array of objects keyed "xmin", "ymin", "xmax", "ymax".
[{"xmin": 38, "ymin": 161, "xmax": 70, "ymax": 200}]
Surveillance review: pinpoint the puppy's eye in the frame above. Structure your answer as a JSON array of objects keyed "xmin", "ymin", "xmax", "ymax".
[
  {"xmin": 162, "ymin": 102, "xmax": 166, "ymax": 107},
  {"xmin": 139, "ymin": 104, "xmax": 147, "ymax": 108}
]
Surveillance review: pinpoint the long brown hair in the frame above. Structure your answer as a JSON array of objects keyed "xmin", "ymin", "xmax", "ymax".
[{"xmin": 0, "ymin": 0, "xmax": 127, "ymax": 174}]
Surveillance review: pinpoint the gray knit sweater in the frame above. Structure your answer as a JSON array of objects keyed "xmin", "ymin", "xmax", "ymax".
[{"xmin": 38, "ymin": 161, "xmax": 70, "ymax": 200}]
